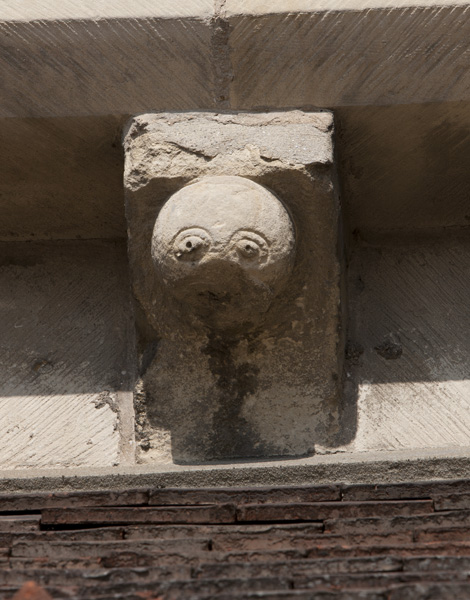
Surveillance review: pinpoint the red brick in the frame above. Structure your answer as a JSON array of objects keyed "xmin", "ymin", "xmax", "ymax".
[
  {"xmin": 40, "ymin": 504, "xmax": 236, "ymax": 526},
  {"xmin": 387, "ymin": 583, "xmax": 470, "ymax": 600},
  {"xmin": 0, "ymin": 489, "xmax": 149, "ymax": 511},
  {"xmin": 191, "ymin": 592, "xmax": 385, "ymax": 600},
  {"xmin": 9, "ymin": 556, "xmax": 102, "ymax": 570},
  {"xmin": 11, "ymin": 538, "xmax": 211, "ymax": 560},
  {"xmin": 403, "ymin": 555, "xmax": 470, "ymax": 572},
  {"xmin": 325, "ymin": 510, "xmax": 470, "ymax": 535},
  {"xmin": 341, "ymin": 480, "xmax": 470, "ymax": 502},
  {"xmin": 305, "ymin": 541, "xmax": 470, "ymax": 559},
  {"xmin": 9, "ymin": 527, "xmax": 124, "ymax": 544},
  {"xmin": 295, "ymin": 571, "xmax": 470, "ymax": 590},
  {"xmin": 417, "ymin": 527, "xmax": 470, "ymax": 543},
  {"xmin": 149, "ymin": 485, "xmax": 341, "ymax": 506},
  {"xmin": 194, "ymin": 556, "xmax": 403, "ymax": 580},
  {"xmin": 0, "ymin": 516, "xmax": 40, "ymax": 533},
  {"xmin": 434, "ymin": 493, "xmax": 470, "ymax": 511},
  {"xmin": 123, "ymin": 522, "xmax": 323, "ymax": 545},
  {"xmin": 212, "ymin": 530, "xmax": 413, "ymax": 552},
  {"xmin": 237, "ymin": 500, "xmax": 433, "ymax": 522}
]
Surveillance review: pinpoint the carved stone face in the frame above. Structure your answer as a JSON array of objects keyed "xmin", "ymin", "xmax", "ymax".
[{"xmin": 152, "ymin": 176, "xmax": 296, "ymax": 330}]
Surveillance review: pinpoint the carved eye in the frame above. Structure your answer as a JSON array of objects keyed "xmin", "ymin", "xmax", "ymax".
[
  {"xmin": 230, "ymin": 231, "xmax": 269, "ymax": 264},
  {"xmin": 236, "ymin": 239, "xmax": 262, "ymax": 260},
  {"xmin": 172, "ymin": 228, "xmax": 211, "ymax": 261}
]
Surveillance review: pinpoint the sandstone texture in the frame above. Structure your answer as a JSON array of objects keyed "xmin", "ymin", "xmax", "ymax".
[
  {"xmin": 0, "ymin": 4, "xmax": 214, "ymax": 119},
  {"xmin": 226, "ymin": 2, "xmax": 470, "ymax": 108},
  {"xmin": 2, "ymin": 1, "xmax": 470, "ymax": 118},
  {"xmin": 337, "ymin": 102, "xmax": 470, "ymax": 236},
  {"xmin": 340, "ymin": 238, "xmax": 470, "ymax": 454},
  {"xmin": 151, "ymin": 176, "xmax": 296, "ymax": 331},
  {"xmin": 1, "ymin": 0, "xmax": 470, "ymax": 478},
  {"xmin": 123, "ymin": 111, "xmax": 343, "ymax": 463},
  {"xmin": 0, "ymin": 241, "xmax": 135, "ymax": 469},
  {"xmin": 0, "ymin": 116, "xmax": 127, "ymax": 242}
]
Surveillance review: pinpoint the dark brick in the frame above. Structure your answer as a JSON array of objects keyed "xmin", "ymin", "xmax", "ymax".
[
  {"xmin": 0, "ymin": 489, "xmax": 149, "ymax": 511},
  {"xmin": 149, "ymin": 485, "xmax": 341, "ymax": 506},
  {"xmin": 35, "ymin": 576, "xmax": 292, "ymax": 599},
  {"xmin": 215, "ymin": 548, "xmax": 307, "ymax": 563},
  {"xmin": 194, "ymin": 556, "xmax": 403, "ymax": 580},
  {"xmin": 387, "ymin": 583, "xmax": 470, "ymax": 600},
  {"xmin": 403, "ymin": 556, "xmax": 470, "ymax": 572},
  {"xmin": 40, "ymin": 504, "xmax": 237, "ymax": 526},
  {"xmin": 434, "ymin": 493, "xmax": 470, "ymax": 511},
  {"xmin": 194, "ymin": 591, "xmax": 387, "ymax": 600},
  {"xmin": 216, "ymin": 531, "xmax": 413, "ymax": 553},
  {"xmin": 100, "ymin": 550, "xmax": 208, "ymax": 568},
  {"xmin": 9, "ymin": 557, "xmax": 103, "ymax": 570},
  {"xmin": 0, "ymin": 516, "xmax": 40, "ymax": 533},
  {"xmin": 417, "ymin": 527, "xmax": 470, "ymax": 543},
  {"xmin": 123, "ymin": 522, "xmax": 325, "ymax": 545},
  {"xmin": 295, "ymin": 571, "xmax": 470, "ymax": 590},
  {"xmin": 341, "ymin": 480, "xmax": 470, "ymax": 502},
  {"xmin": 4, "ymin": 564, "xmax": 191, "ymax": 582},
  {"xmin": 157, "ymin": 576, "xmax": 292, "ymax": 599},
  {"xmin": 305, "ymin": 541, "xmax": 470, "ymax": 559},
  {"xmin": 11, "ymin": 537, "xmax": 210, "ymax": 559},
  {"xmin": 237, "ymin": 500, "xmax": 433, "ymax": 522},
  {"xmin": 325, "ymin": 510, "xmax": 470, "ymax": 535},
  {"xmin": 9, "ymin": 527, "xmax": 124, "ymax": 544}
]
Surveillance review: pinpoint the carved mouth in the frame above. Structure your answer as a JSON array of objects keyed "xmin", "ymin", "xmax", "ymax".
[{"xmin": 197, "ymin": 290, "xmax": 232, "ymax": 304}]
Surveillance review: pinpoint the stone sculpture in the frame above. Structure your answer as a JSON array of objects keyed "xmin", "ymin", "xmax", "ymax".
[
  {"xmin": 123, "ymin": 111, "xmax": 343, "ymax": 463},
  {"xmin": 151, "ymin": 176, "xmax": 295, "ymax": 331}
]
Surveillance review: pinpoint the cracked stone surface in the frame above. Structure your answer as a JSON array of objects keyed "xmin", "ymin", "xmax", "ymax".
[{"xmin": 124, "ymin": 111, "xmax": 344, "ymax": 463}]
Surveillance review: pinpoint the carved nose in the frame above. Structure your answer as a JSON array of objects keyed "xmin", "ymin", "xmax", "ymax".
[{"xmin": 185, "ymin": 256, "xmax": 246, "ymax": 290}]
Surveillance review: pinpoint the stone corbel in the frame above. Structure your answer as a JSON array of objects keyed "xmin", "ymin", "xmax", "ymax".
[{"xmin": 123, "ymin": 111, "xmax": 344, "ymax": 463}]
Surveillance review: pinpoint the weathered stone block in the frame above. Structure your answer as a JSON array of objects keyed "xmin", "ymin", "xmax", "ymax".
[
  {"xmin": 123, "ymin": 111, "xmax": 344, "ymax": 463},
  {"xmin": 0, "ymin": 116, "xmax": 126, "ymax": 242},
  {"xmin": 344, "ymin": 238, "xmax": 470, "ymax": 453},
  {"xmin": 0, "ymin": 240, "xmax": 134, "ymax": 469},
  {"xmin": 0, "ymin": 8, "xmax": 214, "ymax": 119},
  {"xmin": 226, "ymin": 2, "xmax": 470, "ymax": 108}
]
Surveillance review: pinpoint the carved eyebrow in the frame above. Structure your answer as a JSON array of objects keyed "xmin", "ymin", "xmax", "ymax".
[
  {"xmin": 228, "ymin": 229, "xmax": 270, "ymax": 246},
  {"xmin": 169, "ymin": 227, "xmax": 213, "ymax": 245}
]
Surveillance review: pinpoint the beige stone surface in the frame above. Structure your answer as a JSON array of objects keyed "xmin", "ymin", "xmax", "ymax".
[
  {"xmin": 0, "ymin": 116, "xmax": 126, "ymax": 241},
  {"xmin": 0, "ymin": 240, "xmax": 135, "ymax": 469},
  {"xmin": 225, "ymin": 0, "xmax": 470, "ymax": 13},
  {"xmin": 336, "ymin": 102, "xmax": 470, "ymax": 235},
  {"xmin": 340, "ymin": 238, "xmax": 470, "ymax": 454},
  {"xmin": 0, "ymin": 0, "xmax": 213, "ymax": 21},
  {"xmin": 124, "ymin": 111, "xmax": 344, "ymax": 463},
  {"xmin": 3, "ymin": 446, "xmax": 470, "ymax": 492},
  {"xmin": 152, "ymin": 176, "xmax": 296, "ymax": 331},
  {"xmin": 4, "ymin": 1, "xmax": 470, "ymax": 118},
  {"xmin": 0, "ymin": 15, "xmax": 214, "ymax": 118},
  {"xmin": 227, "ymin": 4, "xmax": 470, "ymax": 108}
]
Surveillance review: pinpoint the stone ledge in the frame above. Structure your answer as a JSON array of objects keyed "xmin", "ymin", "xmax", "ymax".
[
  {"xmin": 227, "ymin": 3, "xmax": 470, "ymax": 108},
  {"xmin": 2, "ymin": 1, "xmax": 470, "ymax": 117},
  {"xmin": 0, "ymin": 15, "xmax": 215, "ymax": 118},
  {"xmin": 0, "ymin": 0, "xmax": 213, "ymax": 21},
  {"xmin": 1, "ymin": 447, "xmax": 470, "ymax": 493},
  {"xmin": 224, "ymin": 0, "xmax": 470, "ymax": 14}
]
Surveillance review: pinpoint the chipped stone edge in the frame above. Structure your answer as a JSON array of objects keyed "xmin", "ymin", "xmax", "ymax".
[
  {"xmin": 1, "ymin": 447, "xmax": 470, "ymax": 493},
  {"xmin": 223, "ymin": 0, "xmax": 470, "ymax": 16},
  {"xmin": 0, "ymin": 0, "xmax": 214, "ymax": 22}
]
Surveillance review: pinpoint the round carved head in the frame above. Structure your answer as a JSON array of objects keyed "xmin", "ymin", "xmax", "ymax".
[{"xmin": 152, "ymin": 176, "xmax": 296, "ymax": 330}]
